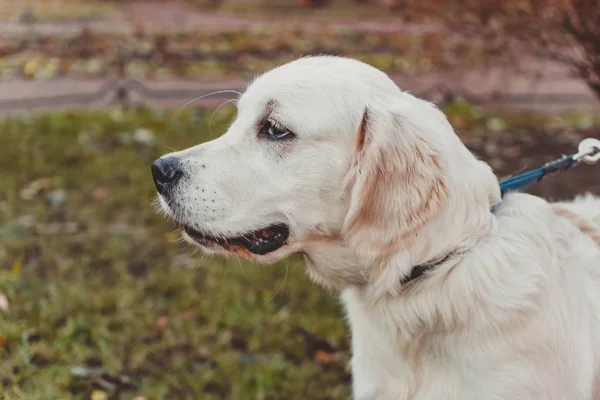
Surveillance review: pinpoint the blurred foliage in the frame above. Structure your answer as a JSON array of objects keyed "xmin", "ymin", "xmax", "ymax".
[
  {"xmin": 402, "ymin": 0, "xmax": 600, "ymax": 100},
  {"xmin": 0, "ymin": 28, "xmax": 499, "ymax": 80},
  {"xmin": 442, "ymin": 97, "xmax": 600, "ymax": 134}
]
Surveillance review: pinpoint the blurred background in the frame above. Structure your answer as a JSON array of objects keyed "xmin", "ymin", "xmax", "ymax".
[{"xmin": 0, "ymin": 0, "xmax": 599, "ymax": 399}]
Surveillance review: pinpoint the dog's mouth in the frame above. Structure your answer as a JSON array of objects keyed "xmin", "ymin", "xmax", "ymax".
[{"xmin": 182, "ymin": 224, "xmax": 290, "ymax": 255}]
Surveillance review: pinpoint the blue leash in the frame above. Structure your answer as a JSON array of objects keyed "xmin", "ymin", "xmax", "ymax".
[
  {"xmin": 498, "ymin": 138, "xmax": 600, "ymax": 196},
  {"xmin": 402, "ymin": 137, "xmax": 600, "ymax": 286}
]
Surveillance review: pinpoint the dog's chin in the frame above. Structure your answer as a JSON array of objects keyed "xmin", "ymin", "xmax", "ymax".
[{"xmin": 181, "ymin": 223, "xmax": 297, "ymax": 263}]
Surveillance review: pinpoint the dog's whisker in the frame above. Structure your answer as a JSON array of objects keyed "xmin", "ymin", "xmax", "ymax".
[
  {"xmin": 209, "ymin": 98, "xmax": 238, "ymax": 135},
  {"xmin": 192, "ymin": 252, "xmax": 207, "ymax": 270},
  {"xmin": 267, "ymin": 260, "xmax": 289, "ymax": 304},
  {"xmin": 234, "ymin": 253, "xmax": 250, "ymax": 281},
  {"xmin": 222, "ymin": 258, "xmax": 230, "ymax": 280},
  {"xmin": 179, "ymin": 89, "xmax": 242, "ymax": 112}
]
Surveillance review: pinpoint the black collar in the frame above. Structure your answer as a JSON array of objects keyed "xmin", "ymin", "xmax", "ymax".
[
  {"xmin": 399, "ymin": 253, "xmax": 454, "ymax": 286},
  {"xmin": 400, "ymin": 202, "xmax": 502, "ymax": 286}
]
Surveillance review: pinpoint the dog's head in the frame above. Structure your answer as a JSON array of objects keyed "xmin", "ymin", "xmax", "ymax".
[{"xmin": 153, "ymin": 56, "xmax": 500, "ymax": 292}]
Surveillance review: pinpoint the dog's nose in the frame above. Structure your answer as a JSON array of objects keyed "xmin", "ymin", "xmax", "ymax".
[{"xmin": 151, "ymin": 157, "xmax": 183, "ymax": 194}]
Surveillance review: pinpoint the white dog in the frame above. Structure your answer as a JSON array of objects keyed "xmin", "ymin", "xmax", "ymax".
[{"xmin": 152, "ymin": 56, "xmax": 600, "ymax": 399}]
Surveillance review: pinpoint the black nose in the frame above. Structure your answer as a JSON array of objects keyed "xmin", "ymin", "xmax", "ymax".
[{"xmin": 151, "ymin": 157, "xmax": 183, "ymax": 194}]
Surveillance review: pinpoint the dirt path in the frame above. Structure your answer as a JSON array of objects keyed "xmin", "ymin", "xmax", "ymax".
[{"xmin": 0, "ymin": 60, "xmax": 597, "ymax": 115}]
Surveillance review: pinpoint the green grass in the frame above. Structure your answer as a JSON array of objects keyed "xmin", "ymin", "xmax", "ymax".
[
  {"xmin": 1, "ymin": 104, "xmax": 598, "ymax": 399},
  {"xmin": 0, "ymin": 107, "xmax": 350, "ymax": 399}
]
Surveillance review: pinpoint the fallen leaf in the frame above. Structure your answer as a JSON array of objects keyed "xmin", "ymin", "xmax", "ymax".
[
  {"xmin": 314, "ymin": 349, "xmax": 342, "ymax": 366},
  {"xmin": 155, "ymin": 316, "xmax": 168, "ymax": 330},
  {"xmin": 12, "ymin": 258, "xmax": 22, "ymax": 275},
  {"xmin": 164, "ymin": 230, "xmax": 180, "ymax": 243},
  {"xmin": 90, "ymin": 390, "xmax": 108, "ymax": 400},
  {"xmin": 20, "ymin": 178, "xmax": 53, "ymax": 200},
  {"xmin": 0, "ymin": 292, "xmax": 8, "ymax": 312},
  {"xmin": 92, "ymin": 187, "xmax": 109, "ymax": 201}
]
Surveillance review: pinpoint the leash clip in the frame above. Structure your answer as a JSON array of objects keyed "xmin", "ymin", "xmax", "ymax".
[{"xmin": 574, "ymin": 138, "xmax": 600, "ymax": 165}]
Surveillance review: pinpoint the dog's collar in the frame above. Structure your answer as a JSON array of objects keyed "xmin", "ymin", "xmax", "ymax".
[
  {"xmin": 400, "ymin": 202, "xmax": 502, "ymax": 286},
  {"xmin": 399, "ymin": 252, "xmax": 454, "ymax": 286}
]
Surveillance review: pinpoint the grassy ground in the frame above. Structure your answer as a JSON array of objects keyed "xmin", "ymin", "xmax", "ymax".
[
  {"xmin": 0, "ymin": 104, "xmax": 599, "ymax": 399},
  {"xmin": 0, "ymin": 106, "xmax": 350, "ymax": 400}
]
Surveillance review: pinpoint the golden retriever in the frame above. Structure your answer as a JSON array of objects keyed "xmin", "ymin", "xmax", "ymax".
[{"xmin": 152, "ymin": 56, "xmax": 600, "ymax": 400}]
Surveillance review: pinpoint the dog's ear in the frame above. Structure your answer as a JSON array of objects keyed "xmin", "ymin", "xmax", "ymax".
[{"xmin": 342, "ymin": 102, "xmax": 449, "ymax": 263}]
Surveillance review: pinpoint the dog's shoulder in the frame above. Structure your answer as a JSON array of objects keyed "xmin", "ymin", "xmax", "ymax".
[{"xmin": 492, "ymin": 193, "xmax": 557, "ymax": 242}]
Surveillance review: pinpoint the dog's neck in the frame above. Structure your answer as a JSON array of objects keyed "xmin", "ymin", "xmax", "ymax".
[
  {"xmin": 400, "ymin": 202, "xmax": 502, "ymax": 287},
  {"xmin": 304, "ymin": 224, "xmax": 491, "ymax": 300},
  {"xmin": 304, "ymin": 195, "xmax": 498, "ymax": 303}
]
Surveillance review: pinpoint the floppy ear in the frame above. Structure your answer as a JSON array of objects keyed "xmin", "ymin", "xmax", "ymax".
[{"xmin": 342, "ymin": 102, "xmax": 449, "ymax": 263}]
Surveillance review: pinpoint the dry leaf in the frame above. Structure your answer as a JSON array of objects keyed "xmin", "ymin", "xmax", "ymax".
[
  {"xmin": 90, "ymin": 390, "xmax": 108, "ymax": 400},
  {"xmin": 92, "ymin": 187, "xmax": 109, "ymax": 200},
  {"xmin": 12, "ymin": 258, "xmax": 22, "ymax": 275},
  {"xmin": 164, "ymin": 230, "xmax": 180, "ymax": 243},
  {"xmin": 0, "ymin": 292, "xmax": 8, "ymax": 312},
  {"xmin": 20, "ymin": 178, "xmax": 53, "ymax": 200},
  {"xmin": 155, "ymin": 316, "xmax": 168, "ymax": 330},
  {"xmin": 314, "ymin": 349, "xmax": 341, "ymax": 365}
]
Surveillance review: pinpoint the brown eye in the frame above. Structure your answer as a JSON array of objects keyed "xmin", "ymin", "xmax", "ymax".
[{"xmin": 261, "ymin": 121, "xmax": 294, "ymax": 141}]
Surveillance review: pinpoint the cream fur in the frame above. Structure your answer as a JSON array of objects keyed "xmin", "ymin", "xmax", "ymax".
[{"xmin": 155, "ymin": 56, "xmax": 600, "ymax": 400}]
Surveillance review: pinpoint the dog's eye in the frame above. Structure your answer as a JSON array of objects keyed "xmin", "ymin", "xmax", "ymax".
[{"xmin": 262, "ymin": 121, "xmax": 294, "ymax": 141}]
